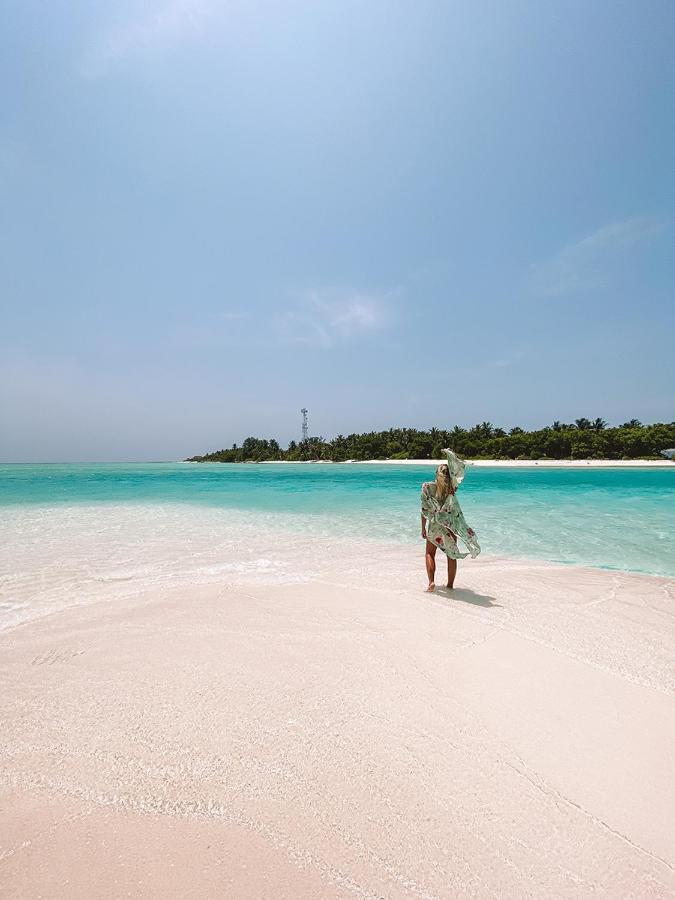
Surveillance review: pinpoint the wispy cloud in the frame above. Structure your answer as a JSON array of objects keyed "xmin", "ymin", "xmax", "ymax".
[
  {"xmin": 164, "ymin": 291, "xmax": 393, "ymax": 352},
  {"xmin": 81, "ymin": 0, "xmax": 217, "ymax": 77},
  {"xmin": 528, "ymin": 217, "xmax": 664, "ymax": 296},
  {"xmin": 278, "ymin": 288, "xmax": 395, "ymax": 348}
]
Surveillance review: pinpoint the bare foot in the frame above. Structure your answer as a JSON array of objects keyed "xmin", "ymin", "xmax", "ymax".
[
  {"xmin": 447, "ymin": 583, "xmax": 455, "ymax": 590},
  {"xmin": 426, "ymin": 583, "xmax": 436, "ymax": 592}
]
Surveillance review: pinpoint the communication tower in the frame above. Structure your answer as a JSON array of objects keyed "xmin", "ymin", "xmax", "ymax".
[{"xmin": 301, "ymin": 408, "xmax": 309, "ymax": 442}]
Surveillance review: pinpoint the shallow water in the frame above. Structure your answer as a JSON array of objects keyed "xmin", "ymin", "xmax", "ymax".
[
  {"xmin": 1, "ymin": 463, "xmax": 673, "ymax": 629},
  {"xmin": 2, "ymin": 462, "xmax": 674, "ymax": 572}
]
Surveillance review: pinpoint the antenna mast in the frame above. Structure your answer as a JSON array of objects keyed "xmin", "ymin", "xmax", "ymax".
[{"xmin": 301, "ymin": 408, "xmax": 308, "ymax": 442}]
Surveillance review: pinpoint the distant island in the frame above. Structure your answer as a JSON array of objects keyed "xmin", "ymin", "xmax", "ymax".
[{"xmin": 187, "ymin": 419, "xmax": 675, "ymax": 463}]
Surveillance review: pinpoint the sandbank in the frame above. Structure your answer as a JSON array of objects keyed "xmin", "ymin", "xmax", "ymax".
[{"xmin": 1, "ymin": 552, "xmax": 674, "ymax": 897}]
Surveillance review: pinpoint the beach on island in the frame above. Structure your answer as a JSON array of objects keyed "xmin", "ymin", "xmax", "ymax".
[
  {"xmin": 260, "ymin": 458, "xmax": 675, "ymax": 467},
  {"xmin": 1, "ymin": 536, "xmax": 674, "ymax": 899}
]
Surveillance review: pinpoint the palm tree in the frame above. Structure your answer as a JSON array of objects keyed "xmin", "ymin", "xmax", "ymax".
[
  {"xmin": 592, "ymin": 418, "xmax": 607, "ymax": 432},
  {"xmin": 449, "ymin": 424, "xmax": 466, "ymax": 450},
  {"xmin": 552, "ymin": 421, "xmax": 562, "ymax": 432},
  {"xmin": 622, "ymin": 419, "xmax": 642, "ymax": 428},
  {"xmin": 575, "ymin": 418, "xmax": 591, "ymax": 430}
]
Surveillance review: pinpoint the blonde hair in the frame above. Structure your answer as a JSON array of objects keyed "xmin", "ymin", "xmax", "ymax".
[{"xmin": 435, "ymin": 463, "xmax": 452, "ymax": 504}]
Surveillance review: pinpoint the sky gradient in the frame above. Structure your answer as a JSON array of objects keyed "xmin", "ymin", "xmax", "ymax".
[{"xmin": 1, "ymin": 0, "xmax": 673, "ymax": 461}]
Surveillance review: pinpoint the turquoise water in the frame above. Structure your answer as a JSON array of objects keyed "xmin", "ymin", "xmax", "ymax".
[{"xmin": 1, "ymin": 462, "xmax": 674, "ymax": 577}]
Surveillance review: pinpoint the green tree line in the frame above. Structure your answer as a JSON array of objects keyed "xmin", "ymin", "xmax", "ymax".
[{"xmin": 186, "ymin": 419, "xmax": 675, "ymax": 462}]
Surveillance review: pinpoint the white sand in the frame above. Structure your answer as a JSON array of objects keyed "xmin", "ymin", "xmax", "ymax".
[
  {"xmin": 257, "ymin": 459, "xmax": 674, "ymax": 467},
  {"xmin": 1, "ymin": 551, "xmax": 674, "ymax": 898},
  {"xmin": 344, "ymin": 459, "xmax": 674, "ymax": 467}
]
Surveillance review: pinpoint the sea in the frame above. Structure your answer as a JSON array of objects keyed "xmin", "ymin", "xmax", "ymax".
[{"xmin": 1, "ymin": 462, "xmax": 673, "ymax": 630}]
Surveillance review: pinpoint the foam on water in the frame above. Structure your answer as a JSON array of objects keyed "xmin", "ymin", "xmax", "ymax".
[{"xmin": 0, "ymin": 503, "xmax": 318, "ymax": 629}]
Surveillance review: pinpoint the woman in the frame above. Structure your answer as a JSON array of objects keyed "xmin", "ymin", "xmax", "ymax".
[{"xmin": 421, "ymin": 448, "xmax": 480, "ymax": 592}]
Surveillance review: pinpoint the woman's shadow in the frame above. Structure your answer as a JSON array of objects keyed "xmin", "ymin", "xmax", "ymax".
[{"xmin": 433, "ymin": 587, "xmax": 501, "ymax": 608}]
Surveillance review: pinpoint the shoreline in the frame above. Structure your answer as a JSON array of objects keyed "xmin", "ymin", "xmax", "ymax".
[
  {"xmin": 3, "ymin": 458, "xmax": 672, "ymax": 467},
  {"xmin": 3, "ymin": 498, "xmax": 675, "ymax": 636},
  {"xmin": 2, "ymin": 547, "xmax": 670, "ymax": 636},
  {"xmin": 255, "ymin": 457, "xmax": 674, "ymax": 467},
  {"xmin": 1, "ymin": 554, "xmax": 674, "ymax": 897}
]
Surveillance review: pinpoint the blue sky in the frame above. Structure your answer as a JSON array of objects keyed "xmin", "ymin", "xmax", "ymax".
[{"xmin": 1, "ymin": 0, "xmax": 673, "ymax": 461}]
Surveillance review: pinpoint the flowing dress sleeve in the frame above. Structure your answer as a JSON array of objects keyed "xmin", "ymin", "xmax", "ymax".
[
  {"xmin": 442, "ymin": 448, "xmax": 466, "ymax": 492},
  {"xmin": 447, "ymin": 498, "xmax": 481, "ymax": 558}
]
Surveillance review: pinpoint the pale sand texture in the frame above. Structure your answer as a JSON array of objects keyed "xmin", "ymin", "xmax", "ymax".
[{"xmin": 1, "ymin": 552, "xmax": 674, "ymax": 898}]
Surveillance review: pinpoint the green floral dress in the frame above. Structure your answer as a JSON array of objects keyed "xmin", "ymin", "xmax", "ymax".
[{"xmin": 421, "ymin": 449, "xmax": 481, "ymax": 560}]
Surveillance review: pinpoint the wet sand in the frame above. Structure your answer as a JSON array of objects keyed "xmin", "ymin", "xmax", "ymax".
[{"xmin": 1, "ymin": 554, "xmax": 674, "ymax": 898}]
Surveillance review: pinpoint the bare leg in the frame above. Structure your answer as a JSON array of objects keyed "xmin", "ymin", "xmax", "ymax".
[
  {"xmin": 446, "ymin": 530, "xmax": 458, "ymax": 588},
  {"xmin": 447, "ymin": 557, "xmax": 457, "ymax": 589},
  {"xmin": 425, "ymin": 540, "xmax": 437, "ymax": 591}
]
